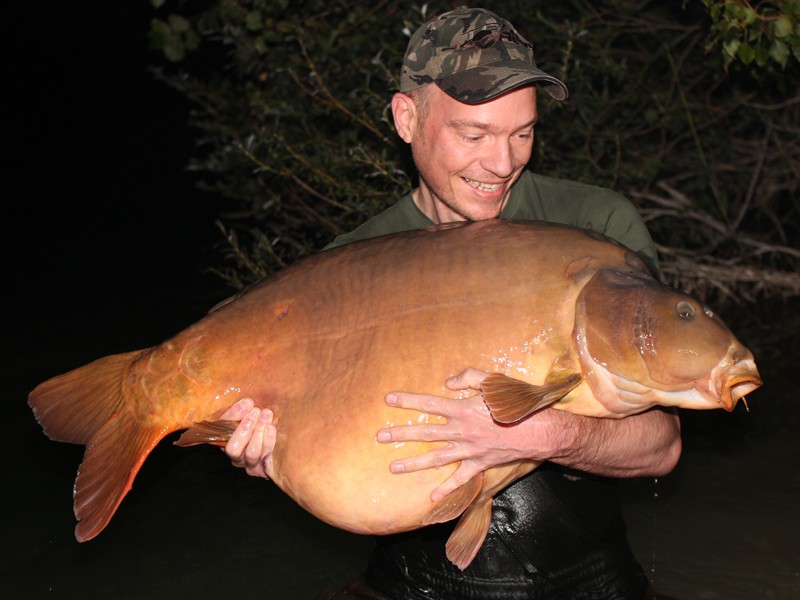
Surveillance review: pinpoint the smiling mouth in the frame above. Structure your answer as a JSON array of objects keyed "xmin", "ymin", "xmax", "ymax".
[{"xmin": 463, "ymin": 177, "xmax": 503, "ymax": 192}]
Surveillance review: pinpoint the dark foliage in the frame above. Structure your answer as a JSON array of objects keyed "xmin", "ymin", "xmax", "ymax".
[{"xmin": 146, "ymin": 0, "xmax": 799, "ymax": 314}]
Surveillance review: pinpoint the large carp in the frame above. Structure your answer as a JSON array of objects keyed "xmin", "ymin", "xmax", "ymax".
[{"xmin": 29, "ymin": 220, "xmax": 761, "ymax": 569}]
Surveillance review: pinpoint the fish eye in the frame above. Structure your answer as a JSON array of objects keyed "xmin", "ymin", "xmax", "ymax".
[{"xmin": 676, "ymin": 301, "xmax": 696, "ymax": 320}]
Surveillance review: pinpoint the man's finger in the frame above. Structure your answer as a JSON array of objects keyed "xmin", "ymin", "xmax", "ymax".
[
  {"xmin": 388, "ymin": 445, "xmax": 464, "ymax": 473},
  {"xmin": 446, "ymin": 368, "xmax": 490, "ymax": 391},
  {"xmin": 261, "ymin": 422, "xmax": 277, "ymax": 479},
  {"xmin": 376, "ymin": 423, "xmax": 453, "ymax": 443},
  {"xmin": 244, "ymin": 410, "xmax": 271, "ymax": 463},
  {"xmin": 386, "ymin": 391, "xmax": 459, "ymax": 415},
  {"xmin": 224, "ymin": 407, "xmax": 261, "ymax": 458},
  {"xmin": 219, "ymin": 397, "xmax": 255, "ymax": 420}
]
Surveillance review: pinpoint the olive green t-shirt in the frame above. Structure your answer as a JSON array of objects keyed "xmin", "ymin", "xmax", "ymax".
[{"xmin": 328, "ymin": 170, "xmax": 659, "ymax": 275}]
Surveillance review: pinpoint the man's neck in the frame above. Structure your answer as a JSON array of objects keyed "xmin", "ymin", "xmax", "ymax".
[{"xmin": 411, "ymin": 188, "xmax": 467, "ymax": 225}]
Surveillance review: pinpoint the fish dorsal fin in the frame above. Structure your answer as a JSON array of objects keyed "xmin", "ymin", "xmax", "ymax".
[
  {"xmin": 480, "ymin": 372, "xmax": 582, "ymax": 423},
  {"xmin": 174, "ymin": 420, "xmax": 239, "ymax": 447},
  {"xmin": 422, "ymin": 472, "xmax": 483, "ymax": 526},
  {"xmin": 565, "ymin": 256, "xmax": 596, "ymax": 279},
  {"xmin": 445, "ymin": 496, "xmax": 494, "ymax": 570}
]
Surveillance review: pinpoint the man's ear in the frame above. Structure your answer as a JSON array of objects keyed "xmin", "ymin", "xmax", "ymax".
[{"xmin": 391, "ymin": 92, "xmax": 417, "ymax": 143}]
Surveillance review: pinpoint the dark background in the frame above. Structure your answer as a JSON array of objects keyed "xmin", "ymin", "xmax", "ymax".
[
  {"xmin": 8, "ymin": 3, "xmax": 224, "ymax": 338},
  {"xmin": 5, "ymin": 5, "xmax": 374, "ymax": 598},
  {"xmin": 4, "ymin": 4, "xmax": 798, "ymax": 599}
]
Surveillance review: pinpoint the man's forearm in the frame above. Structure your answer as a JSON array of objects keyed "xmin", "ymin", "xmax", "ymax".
[{"xmin": 545, "ymin": 407, "xmax": 681, "ymax": 478}]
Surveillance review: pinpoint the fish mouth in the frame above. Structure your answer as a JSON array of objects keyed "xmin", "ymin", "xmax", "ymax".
[{"xmin": 718, "ymin": 360, "xmax": 762, "ymax": 411}]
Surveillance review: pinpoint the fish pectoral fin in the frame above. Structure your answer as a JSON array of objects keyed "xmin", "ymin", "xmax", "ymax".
[
  {"xmin": 174, "ymin": 420, "xmax": 240, "ymax": 447},
  {"xmin": 422, "ymin": 473, "xmax": 483, "ymax": 526},
  {"xmin": 445, "ymin": 496, "xmax": 494, "ymax": 571},
  {"xmin": 480, "ymin": 372, "xmax": 582, "ymax": 424}
]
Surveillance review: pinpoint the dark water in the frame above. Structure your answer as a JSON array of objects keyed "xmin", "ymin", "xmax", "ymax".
[
  {"xmin": 6, "ymin": 4, "xmax": 799, "ymax": 599},
  {"xmin": 622, "ymin": 348, "xmax": 800, "ymax": 599}
]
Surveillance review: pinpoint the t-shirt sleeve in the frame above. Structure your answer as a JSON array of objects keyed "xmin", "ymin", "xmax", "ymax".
[{"xmin": 591, "ymin": 197, "xmax": 660, "ymax": 277}]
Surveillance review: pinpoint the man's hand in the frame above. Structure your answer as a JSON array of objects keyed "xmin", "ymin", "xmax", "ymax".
[
  {"xmin": 376, "ymin": 368, "xmax": 542, "ymax": 500},
  {"xmin": 376, "ymin": 368, "xmax": 682, "ymax": 501},
  {"xmin": 221, "ymin": 398, "xmax": 277, "ymax": 479}
]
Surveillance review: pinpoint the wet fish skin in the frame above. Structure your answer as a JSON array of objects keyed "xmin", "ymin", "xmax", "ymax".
[{"xmin": 28, "ymin": 219, "xmax": 762, "ymax": 569}]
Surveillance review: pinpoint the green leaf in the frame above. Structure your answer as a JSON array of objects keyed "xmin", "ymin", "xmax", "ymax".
[
  {"xmin": 754, "ymin": 43, "xmax": 770, "ymax": 66},
  {"xmin": 168, "ymin": 14, "xmax": 191, "ymax": 34},
  {"xmin": 774, "ymin": 15, "xmax": 793, "ymax": 38},
  {"xmin": 769, "ymin": 39, "xmax": 790, "ymax": 66},
  {"xmin": 246, "ymin": 11, "xmax": 263, "ymax": 32},
  {"xmin": 150, "ymin": 17, "xmax": 171, "ymax": 38},
  {"xmin": 723, "ymin": 37, "xmax": 741, "ymax": 59},
  {"xmin": 723, "ymin": 1, "xmax": 739, "ymax": 18},
  {"xmin": 163, "ymin": 39, "xmax": 186, "ymax": 62},
  {"xmin": 737, "ymin": 41, "xmax": 756, "ymax": 64}
]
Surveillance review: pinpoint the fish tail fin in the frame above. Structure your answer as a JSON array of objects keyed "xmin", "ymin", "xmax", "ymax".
[{"xmin": 28, "ymin": 350, "xmax": 169, "ymax": 542}]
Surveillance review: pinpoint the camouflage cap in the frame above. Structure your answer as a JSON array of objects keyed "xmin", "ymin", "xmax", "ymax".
[{"xmin": 400, "ymin": 7, "xmax": 568, "ymax": 104}]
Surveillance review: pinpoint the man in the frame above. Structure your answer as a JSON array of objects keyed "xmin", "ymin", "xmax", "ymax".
[{"xmin": 223, "ymin": 7, "xmax": 681, "ymax": 599}]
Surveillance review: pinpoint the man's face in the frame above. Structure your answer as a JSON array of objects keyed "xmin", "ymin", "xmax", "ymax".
[{"xmin": 408, "ymin": 84, "xmax": 538, "ymax": 223}]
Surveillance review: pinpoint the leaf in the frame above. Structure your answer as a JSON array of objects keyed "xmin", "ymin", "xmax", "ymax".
[
  {"xmin": 773, "ymin": 15, "xmax": 793, "ymax": 39},
  {"xmin": 246, "ymin": 11, "xmax": 263, "ymax": 32},
  {"xmin": 737, "ymin": 41, "xmax": 756, "ymax": 64},
  {"xmin": 754, "ymin": 43, "xmax": 770, "ymax": 66},
  {"xmin": 769, "ymin": 39, "xmax": 790, "ymax": 67},
  {"xmin": 723, "ymin": 37, "xmax": 741, "ymax": 59},
  {"xmin": 168, "ymin": 14, "xmax": 191, "ymax": 34}
]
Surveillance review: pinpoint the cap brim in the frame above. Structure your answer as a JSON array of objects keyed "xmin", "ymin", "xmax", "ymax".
[{"xmin": 437, "ymin": 60, "xmax": 568, "ymax": 104}]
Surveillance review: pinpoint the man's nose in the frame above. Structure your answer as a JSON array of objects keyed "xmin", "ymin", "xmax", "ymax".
[{"xmin": 481, "ymin": 139, "xmax": 515, "ymax": 178}]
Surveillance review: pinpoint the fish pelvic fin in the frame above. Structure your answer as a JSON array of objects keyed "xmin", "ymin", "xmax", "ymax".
[
  {"xmin": 422, "ymin": 472, "xmax": 483, "ymax": 526},
  {"xmin": 445, "ymin": 496, "xmax": 494, "ymax": 571},
  {"xmin": 28, "ymin": 350, "xmax": 171, "ymax": 542},
  {"xmin": 174, "ymin": 420, "xmax": 239, "ymax": 447},
  {"xmin": 480, "ymin": 371, "xmax": 582, "ymax": 424}
]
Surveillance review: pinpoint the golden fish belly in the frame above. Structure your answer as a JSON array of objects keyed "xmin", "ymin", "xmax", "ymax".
[{"xmin": 180, "ymin": 222, "xmax": 620, "ymax": 532}]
